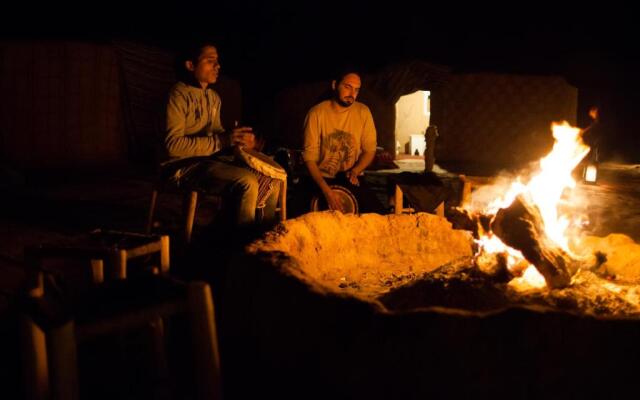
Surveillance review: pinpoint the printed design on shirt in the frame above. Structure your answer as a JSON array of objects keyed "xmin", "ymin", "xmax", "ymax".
[
  {"xmin": 185, "ymin": 91, "xmax": 214, "ymax": 134},
  {"xmin": 187, "ymin": 93, "xmax": 202, "ymax": 121},
  {"xmin": 318, "ymin": 130, "xmax": 356, "ymax": 176}
]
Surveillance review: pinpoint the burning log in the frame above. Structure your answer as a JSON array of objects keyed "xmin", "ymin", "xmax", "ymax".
[
  {"xmin": 491, "ymin": 195, "xmax": 579, "ymax": 289},
  {"xmin": 446, "ymin": 207, "xmax": 479, "ymax": 236},
  {"xmin": 447, "ymin": 207, "xmax": 494, "ymax": 239}
]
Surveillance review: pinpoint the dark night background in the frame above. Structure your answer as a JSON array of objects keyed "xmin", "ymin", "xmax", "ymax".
[
  {"xmin": 3, "ymin": 4, "xmax": 640, "ymax": 399},
  {"xmin": 2, "ymin": 1, "xmax": 639, "ymax": 160}
]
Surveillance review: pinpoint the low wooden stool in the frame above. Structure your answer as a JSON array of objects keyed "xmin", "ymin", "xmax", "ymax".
[
  {"xmin": 393, "ymin": 184, "xmax": 444, "ymax": 217},
  {"xmin": 24, "ymin": 229, "xmax": 170, "ymax": 284},
  {"xmin": 20, "ymin": 275, "xmax": 221, "ymax": 400}
]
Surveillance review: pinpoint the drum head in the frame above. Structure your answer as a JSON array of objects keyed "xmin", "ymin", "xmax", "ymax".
[
  {"xmin": 235, "ymin": 146, "xmax": 287, "ymax": 180},
  {"xmin": 310, "ymin": 185, "xmax": 358, "ymax": 214}
]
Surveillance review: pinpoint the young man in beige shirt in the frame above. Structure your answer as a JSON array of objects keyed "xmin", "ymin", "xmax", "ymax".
[{"xmin": 163, "ymin": 42, "xmax": 280, "ymax": 235}]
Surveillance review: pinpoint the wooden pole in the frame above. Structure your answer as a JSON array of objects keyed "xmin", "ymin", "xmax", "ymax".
[
  {"xmin": 20, "ymin": 315, "xmax": 49, "ymax": 400},
  {"xmin": 90, "ymin": 259, "xmax": 104, "ymax": 284},
  {"xmin": 279, "ymin": 179, "xmax": 287, "ymax": 221},
  {"xmin": 188, "ymin": 282, "xmax": 222, "ymax": 400},
  {"xmin": 146, "ymin": 188, "xmax": 159, "ymax": 234},
  {"xmin": 47, "ymin": 321, "xmax": 79, "ymax": 400},
  {"xmin": 394, "ymin": 185, "xmax": 403, "ymax": 215},
  {"xmin": 112, "ymin": 249, "xmax": 127, "ymax": 280},
  {"xmin": 185, "ymin": 191, "xmax": 199, "ymax": 244},
  {"xmin": 160, "ymin": 235, "xmax": 170, "ymax": 274}
]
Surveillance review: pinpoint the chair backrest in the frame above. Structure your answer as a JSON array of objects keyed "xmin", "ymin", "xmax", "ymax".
[{"xmin": 20, "ymin": 274, "xmax": 222, "ymax": 400}]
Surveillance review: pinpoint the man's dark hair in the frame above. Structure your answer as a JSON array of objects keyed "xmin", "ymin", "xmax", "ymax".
[
  {"xmin": 332, "ymin": 67, "xmax": 361, "ymax": 85},
  {"xmin": 314, "ymin": 66, "xmax": 363, "ymax": 104},
  {"xmin": 174, "ymin": 40, "xmax": 218, "ymax": 83}
]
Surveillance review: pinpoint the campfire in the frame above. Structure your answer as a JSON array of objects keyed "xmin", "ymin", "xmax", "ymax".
[
  {"xmin": 466, "ymin": 121, "xmax": 592, "ymax": 289},
  {"xmin": 246, "ymin": 121, "xmax": 640, "ymax": 318},
  {"xmin": 453, "ymin": 121, "xmax": 640, "ymax": 316}
]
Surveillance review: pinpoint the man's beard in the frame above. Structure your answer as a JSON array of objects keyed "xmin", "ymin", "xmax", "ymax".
[{"xmin": 335, "ymin": 96, "xmax": 355, "ymax": 108}]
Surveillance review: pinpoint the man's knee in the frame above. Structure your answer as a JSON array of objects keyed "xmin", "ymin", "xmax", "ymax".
[{"xmin": 233, "ymin": 172, "xmax": 259, "ymax": 195}]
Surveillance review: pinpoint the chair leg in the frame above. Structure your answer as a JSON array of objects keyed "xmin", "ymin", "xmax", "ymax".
[
  {"xmin": 47, "ymin": 321, "xmax": 79, "ymax": 400},
  {"xmin": 160, "ymin": 235, "xmax": 170, "ymax": 274},
  {"xmin": 149, "ymin": 317, "xmax": 169, "ymax": 397},
  {"xmin": 394, "ymin": 185, "xmax": 403, "ymax": 214},
  {"xmin": 111, "ymin": 249, "xmax": 127, "ymax": 280},
  {"xmin": 279, "ymin": 179, "xmax": 287, "ymax": 221},
  {"xmin": 20, "ymin": 315, "xmax": 50, "ymax": 400},
  {"xmin": 90, "ymin": 259, "xmax": 104, "ymax": 284},
  {"xmin": 188, "ymin": 282, "xmax": 222, "ymax": 400},
  {"xmin": 146, "ymin": 189, "xmax": 159, "ymax": 234},
  {"xmin": 184, "ymin": 191, "xmax": 199, "ymax": 244}
]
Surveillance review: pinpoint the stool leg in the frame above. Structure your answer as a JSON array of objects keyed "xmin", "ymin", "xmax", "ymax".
[
  {"xmin": 394, "ymin": 185, "xmax": 403, "ymax": 215},
  {"xmin": 184, "ymin": 191, "xmax": 198, "ymax": 244},
  {"xmin": 146, "ymin": 189, "xmax": 159, "ymax": 234},
  {"xmin": 47, "ymin": 321, "xmax": 79, "ymax": 400},
  {"xmin": 188, "ymin": 282, "xmax": 222, "ymax": 400},
  {"xmin": 435, "ymin": 201, "xmax": 445, "ymax": 217},
  {"xmin": 112, "ymin": 249, "xmax": 127, "ymax": 280},
  {"xmin": 20, "ymin": 315, "xmax": 50, "ymax": 400},
  {"xmin": 90, "ymin": 259, "xmax": 104, "ymax": 284},
  {"xmin": 149, "ymin": 317, "xmax": 169, "ymax": 397},
  {"xmin": 279, "ymin": 179, "xmax": 287, "ymax": 221},
  {"xmin": 160, "ymin": 235, "xmax": 170, "ymax": 274}
]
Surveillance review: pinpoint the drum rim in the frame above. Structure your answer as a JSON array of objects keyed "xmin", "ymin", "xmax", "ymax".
[
  {"xmin": 310, "ymin": 184, "xmax": 359, "ymax": 214},
  {"xmin": 235, "ymin": 145, "xmax": 287, "ymax": 179}
]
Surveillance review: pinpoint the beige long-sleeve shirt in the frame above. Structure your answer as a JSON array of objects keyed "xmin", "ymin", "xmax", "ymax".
[
  {"xmin": 164, "ymin": 81, "xmax": 226, "ymax": 160},
  {"xmin": 303, "ymin": 100, "xmax": 377, "ymax": 178}
]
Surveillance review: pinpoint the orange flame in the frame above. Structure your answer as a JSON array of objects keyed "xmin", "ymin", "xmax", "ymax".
[{"xmin": 471, "ymin": 122, "xmax": 590, "ymax": 289}]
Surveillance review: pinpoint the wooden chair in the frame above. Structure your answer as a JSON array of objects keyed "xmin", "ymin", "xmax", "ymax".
[
  {"xmin": 24, "ymin": 230, "xmax": 170, "ymax": 283},
  {"xmin": 146, "ymin": 167, "xmax": 287, "ymax": 243},
  {"xmin": 20, "ymin": 274, "xmax": 222, "ymax": 400}
]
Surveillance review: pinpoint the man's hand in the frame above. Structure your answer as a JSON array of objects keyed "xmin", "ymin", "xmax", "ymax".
[
  {"xmin": 231, "ymin": 126, "xmax": 256, "ymax": 150},
  {"xmin": 345, "ymin": 168, "xmax": 361, "ymax": 186},
  {"xmin": 323, "ymin": 187, "xmax": 344, "ymax": 213}
]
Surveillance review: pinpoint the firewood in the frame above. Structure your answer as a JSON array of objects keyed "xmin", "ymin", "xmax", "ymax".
[
  {"xmin": 491, "ymin": 195, "xmax": 578, "ymax": 289},
  {"xmin": 446, "ymin": 207, "xmax": 479, "ymax": 237}
]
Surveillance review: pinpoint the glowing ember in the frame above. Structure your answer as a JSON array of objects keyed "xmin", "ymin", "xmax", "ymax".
[
  {"xmin": 508, "ymin": 265, "xmax": 547, "ymax": 290},
  {"xmin": 470, "ymin": 121, "xmax": 591, "ymax": 288}
]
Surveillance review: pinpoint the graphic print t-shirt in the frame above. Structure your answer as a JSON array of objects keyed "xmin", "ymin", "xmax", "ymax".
[{"xmin": 302, "ymin": 100, "xmax": 377, "ymax": 178}]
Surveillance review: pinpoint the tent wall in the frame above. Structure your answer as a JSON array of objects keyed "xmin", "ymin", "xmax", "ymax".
[
  {"xmin": 0, "ymin": 41, "xmax": 125, "ymax": 169},
  {"xmin": 431, "ymin": 73, "xmax": 577, "ymax": 168},
  {"xmin": 273, "ymin": 82, "xmax": 327, "ymax": 150}
]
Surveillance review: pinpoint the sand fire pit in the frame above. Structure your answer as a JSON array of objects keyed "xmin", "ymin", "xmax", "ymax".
[
  {"xmin": 246, "ymin": 211, "xmax": 473, "ymax": 300},
  {"xmin": 222, "ymin": 211, "xmax": 640, "ymax": 400},
  {"xmin": 244, "ymin": 211, "xmax": 640, "ymax": 318}
]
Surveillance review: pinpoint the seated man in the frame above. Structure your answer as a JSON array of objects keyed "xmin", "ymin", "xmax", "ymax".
[
  {"xmin": 302, "ymin": 69, "xmax": 384, "ymax": 214},
  {"xmin": 162, "ymin": 41, "xmax": 280, "ymax": 238}
]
